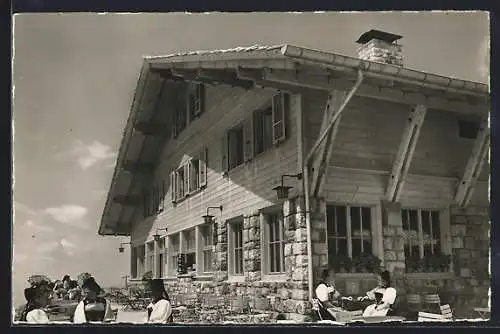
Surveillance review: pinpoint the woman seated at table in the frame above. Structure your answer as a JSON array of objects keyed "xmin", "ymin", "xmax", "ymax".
[
  {"xmin": 357, "ymin": 270, "xmax": 397, "ymax": 317},
  {"xmin": 19, "ymin": 280, "xmax": 52, "ymax": 323},
  {"xmin": 73, "ymin": 276, "xmax": 114, "ymax": 323},
  {"xmin": 145, "ymin": 279, "xmax": 173, "ymax": 324},
  {"xmin": 314, "ymin": 269, "xmax": 343, "ymax": 320}
]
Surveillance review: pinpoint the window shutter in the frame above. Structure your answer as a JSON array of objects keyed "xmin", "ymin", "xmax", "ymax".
[
  {"xmin": 199, "ymin": 147, "xmax": 208, "ymax": 188},
  {"xmin": 170, "ymin": 171, "xmax": 177, "ymax": 203},
  {"xmin": 221, "ymin": 133, "xmax": 229, "ymax": 174},
  {"xmin": 272, "ymin": 92, "xmax": 288, "ymax": 145},
  {"xmin": 243, "ymin": 116, "xmax": 253, "ymax": 162},
  {"xmin": 184, "ymin": 163, "xmax": 190, "ymax": 197},
  {"xmin": 194, "ymin": 84, "xmax": 205, "ymax": 117},
  {"xmin": 159, "ymin": 180, "xmax": 165, "ymax": 213}
]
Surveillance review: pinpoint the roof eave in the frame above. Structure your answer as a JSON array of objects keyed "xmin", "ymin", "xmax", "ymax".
[{"xmin": 98, "ymin": 59, "xmax": 152, "ymax": 236}]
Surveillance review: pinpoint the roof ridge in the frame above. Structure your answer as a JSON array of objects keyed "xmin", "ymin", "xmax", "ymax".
[{"xmin": 144, "ymin": 44, "xmax": 286, "ymax": 60}]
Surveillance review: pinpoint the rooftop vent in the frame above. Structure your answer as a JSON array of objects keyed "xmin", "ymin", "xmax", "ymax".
[{"xmin": 356, "ymin": 29, "xmax": 403, "ymax": 67}]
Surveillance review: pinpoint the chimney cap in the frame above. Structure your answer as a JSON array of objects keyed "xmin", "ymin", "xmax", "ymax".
[{"xmin": 356, "ymin": 29, "xmax": 403, "ymax": 44}]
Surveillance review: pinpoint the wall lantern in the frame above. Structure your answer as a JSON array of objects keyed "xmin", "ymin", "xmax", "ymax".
[
  {"xmin": 202, "ymin": 205, "xmax": 223, "ymax": 225},
  {"xmin": 118, "ymin": 242, "xmax": 131, "ymax": 253},
  {"xmin": 153, "ymin": 227, "xmax": 168, "ymax": 242},
  {"xmin": 273, "ymin": 173, "xmax": 303, "ymax": 200}
]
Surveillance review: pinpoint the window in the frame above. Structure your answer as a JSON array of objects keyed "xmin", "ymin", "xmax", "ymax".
[
  {"xmin": 146, "ymin": 242, "xmax": 155, "ymax": 273},
  {"xmin": 143, "ymin": 181, "xmax": 166, "ymax": 218},
  {"xmin": 458, "ymin": 120, "xmax": 480, "ymax": 139},
  {"xmin": 188, "ymin": 83, "xmax": 205, "ymax": 119},
  {"xmin": 189, "ymin": 159, "xmax": 200, "ymax": 193},
  {"xmin": 168, "ymin": 234, "xmax": 180, "ymax": 276},
  {"xmin": 156, "ymin": 238, "xmax": 165, "ymax": 278},
  {"xmin": 263, "ymin": 212, "xmax": 285, "ymax": 274},
  {"xmin": 183, "ymin": 229, "xmax": 196, "ymax": 272},
  {"xmin": 131, "ymin": 247, "xmax": 138, "ymax": 278},
  {"xmin": 229, "ymin": 219, "xmax": 244, "ymax": 275},
  {"xmin": 326, "ymin": 205, "xmax": 374, "ymax": 272},
  {"xmin": 136, "ymin": 245, "xmax": 146, "ymax": 278},
  {"xmin": 227, "ymin": 126, "xmax": 244, "ymax": 170},
  {"xmin": 173, "ymin": 89, "xmax": 188, "ymax": 138},
  {"xmin": 253, "ymin": 106, "xmax": 274, "ymax": 155},
  {"xmin": 176, "ymin": 166, "xmax": 186, "ymax": 199},
  {"xmin": 170, "ymin": 148, "xmax": 208, "ymax": 203},
  {"xmin": 402, "ymin": 209, "xmax": 448, "ymax": 273},
  {"xmin": 271, "ymin": 92, "xmax": 290, "ymax": 144},
  {"xmin": 200, "ymin": 224, "xmax": 214, "ymax": 273}
]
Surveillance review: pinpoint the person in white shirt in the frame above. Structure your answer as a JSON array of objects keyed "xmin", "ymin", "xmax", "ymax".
[
  {"xmin": 145, "ymin": 279, "xmax": 173, "ymax": 324},
  {"xmin": 19, "ymin": 281, "xmax": 52, "ymax": 323},
  {"xmin": 314, "ymin": 269, "xmax": 343, "ymax": 320},
  {"xmin": 73, "ymin": 276, "xmax": 114, "ymax": 323},
  {"xmin": 358, "ymin": 270, "xmax": 397, "ymax": 317}
]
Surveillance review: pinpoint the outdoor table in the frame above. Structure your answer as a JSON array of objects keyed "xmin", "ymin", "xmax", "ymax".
[{"xmin": 473, "ymin": 307, "xmax": 491, "ymax": 319}]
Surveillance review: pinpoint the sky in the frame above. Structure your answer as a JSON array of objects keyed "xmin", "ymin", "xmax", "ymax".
[{"xmin": 12, "ymin": 11, "xmax": 489, "ymax": 307}]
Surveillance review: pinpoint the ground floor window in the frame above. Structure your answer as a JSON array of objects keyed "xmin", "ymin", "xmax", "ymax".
[
  {"xmin": 228, "ymin": 218, "xmax": 244, "ymax": 275},
  {"xmin": 156, "ymin": 238, "xmax": 165, "ymax": 278},
  {"xmin": 326, "ymin": 204, "xmax": 379, "ymax": 273},
  {"xmin": 402, "ymin": 208, "xmax": 451, "ymax": 273},
  {"xmin": 168, "ymin": 234, "xmax": 180, "ymax": 276},
  {"xmin": 199, "ymin": 224, "xmax": 214, "ymax": 273},
  {"xmin": 183, "ymin": 228, "xmax": 196, "ymax": 273},
  {"xmin": 262, "ymin": 211, "xmax": 285, "ymax": 274}
]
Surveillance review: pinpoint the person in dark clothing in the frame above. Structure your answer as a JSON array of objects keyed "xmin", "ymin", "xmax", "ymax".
[
  {"xmin": 146, "ymin": 279, "xmax": 173, "ymax": 323},
  {"xmin": 73, "ymin": 276, "xmax": 114, "ymax": 323},
  {"xmin": 19, "ymin": 281, "xmax": 52, "ymax": 323}
]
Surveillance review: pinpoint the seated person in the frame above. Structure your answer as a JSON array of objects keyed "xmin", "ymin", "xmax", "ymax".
[
  {"xmin": 73, "ymin": 276, "xmax": 114, "ymax": 323},
  {"xmin": 19, "ymin": 281, "xmax": 52, "ymax": 323},
  {"xmin": 358, "ymin": 270, "xmax": 397, "ymax": 317},
  {"xmin": 314, "ymin": 269, "xmax": 343, "ymax": 320}
]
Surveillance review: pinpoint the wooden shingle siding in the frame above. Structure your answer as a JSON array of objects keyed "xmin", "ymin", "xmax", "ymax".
[{"xmin": 131, "ymin": 84, "xmax": 299, "ymax": 243}]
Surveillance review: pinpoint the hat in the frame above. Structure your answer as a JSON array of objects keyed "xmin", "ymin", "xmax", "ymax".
[
  {"xmin": 81, "ymin": 277, "xmax": 103, "ymax": 294},
  {"xmin": 148, "ymin": 279, "xmax": 165, "ymax": 293}
]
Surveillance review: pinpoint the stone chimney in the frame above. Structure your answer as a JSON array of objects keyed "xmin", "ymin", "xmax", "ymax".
[{"xmin": 356, "ymin": 29, "xmax": 403, "ymax": 66}]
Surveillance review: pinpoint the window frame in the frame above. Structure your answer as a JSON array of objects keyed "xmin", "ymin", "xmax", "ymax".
[
  {"xmin": 136, "ymin": 245, "xmax": 146, "ymax": 278},
  {"xmin": 182, "ymin": 228, "xmax": 197, "ymax": 273},
  {"xmin": 171, "ymin": 148, "xmax": 208, "ymax": 204},
  {"xmin": 401, "ymin": 206, "xmax": 452, "ymax": 274},
  {"xmin": 228, "ymin": 217, "xmax": 244, "ymax": 277},
  {"xmin": 226, "ymin": 124, "xmax": 245, "ymax": 171},
  {"xmin": 156, "ymin": 237, "xmax": 166, "ymax": 278},
  {"xmin": 260, "ymin": 209, "xmax": 285, "ymax": 276},
  {"xmin": 146, "ymin": 241, "xmax": 155, "ymax": 274},
  {"xmin": 168, "ymin": 234, "xmax": 180, "ymax": 277},
  {"xmin": 198, "ymin": 224, "xmax": 215, "ymax": 274},
  {"xmin": 253, "ymin": 104, "xmax": 274, "ymax": 156}
]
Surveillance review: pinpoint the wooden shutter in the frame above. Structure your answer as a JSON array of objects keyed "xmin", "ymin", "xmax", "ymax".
[
  {"xmin": 158, "ymin": 180, "xmax": 165, "ymax": 213},
  {"xmin": 221, "ymin": 133, "xmax": 229, "ymax": 174},
  {"xmin": 170, "ymin": 171, "xmax": 177, "ymax": 203},
  {"xmin": 243, "ymin": 116, "xmax": 253, "ymax": 162},
  {"xmin": 194, "ymin": 84, "xmax": 205, "ymax": 117},
  {"xmin": 199, "ymin": 147, "xmax": 208, "ymax": 188},
  {"xmin": 184, "ymin": 163, "xmax": 190, "ymax": 197},
  {"xmin": 272, "ymin": 92, "xmax": 288, "ymax": 145}
]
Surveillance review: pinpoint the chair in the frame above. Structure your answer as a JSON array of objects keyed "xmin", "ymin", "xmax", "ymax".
[
  {"xmin": 311, "ymin": 299, "xmax": 324, "ymax": 321},
  {"xmin": 423, "ymin": 294, "xmax": 441, "ymax": 313},
  {"xmin": 417, "ymin": 304, "xmax": 454, "ymax": 322}
]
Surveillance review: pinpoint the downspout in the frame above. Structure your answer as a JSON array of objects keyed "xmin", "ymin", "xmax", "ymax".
[{"xmin": 304, "ymin": 69, "xmax": 364, "ymax": 301}]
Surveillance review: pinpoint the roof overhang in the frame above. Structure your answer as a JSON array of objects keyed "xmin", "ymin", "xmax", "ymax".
[{"xmin": 98, "ymin": 44, "xmax": 490, "ymax": 236}]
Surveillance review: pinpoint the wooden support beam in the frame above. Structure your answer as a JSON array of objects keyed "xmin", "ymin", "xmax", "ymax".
[
  {"xmin": 455, "ymin": 118, "xmax": 490, "ymax": 208},
  {"xmin": 386, "ymin": 104, "xmax": 427, "ymax": 202},
  {"xmin": 256, "ymin": 68, "xmax": 485, "ymax": 115},
  {"xmin": 134, "ymin": 121, "xmax": 169, "ymax": 137},
  {"xmin": 122, "ymin": 161, "xmax": 155, "ymax": 174},
  {"xmin": 310, "ymin": 90, "xmax": 347, "ymax": 197}
]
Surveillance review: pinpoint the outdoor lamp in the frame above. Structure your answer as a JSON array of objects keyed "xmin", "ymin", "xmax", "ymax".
[
  {"xmin": 118, "ymin": 242, "xmax": 131, "ymax": 253},
  {"xmin": 273, "ymin": 173, "xmax": 303, "ymax": 200},
  {"xmin": 153, "ymin": 227, "xmax": 168, "ymax": 242},
  {"xmin": 202, "ymin": 205, "xmax": 223, "ymax": 224}
]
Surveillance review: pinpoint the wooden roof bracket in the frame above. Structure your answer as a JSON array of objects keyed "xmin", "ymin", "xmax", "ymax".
[
  {"xmin": 455, "ymin": 117, "xmax": 490, "ymax": 208},
  {"xmin": 306, "ymin": 69, "xmax": 364, "ymax": 197},
  {"xmin": 386, "ymin": 104, "xmax": 427, "ymax": 202}
]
